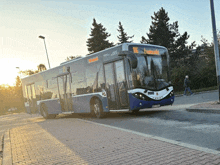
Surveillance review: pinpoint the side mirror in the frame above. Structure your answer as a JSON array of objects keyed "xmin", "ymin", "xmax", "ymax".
[
  {"xmin": 119, "ymin": 51, "xmax": 137, "ymax": 69},
  {"xmin": 127, "ymin": 53, "xmax": 137, "ymax": 69}
]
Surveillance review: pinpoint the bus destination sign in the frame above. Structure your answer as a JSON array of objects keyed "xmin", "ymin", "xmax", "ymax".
[
  {"xmin": 88, "ymin": 57, "xmax": 99, "ymax": 63},
  {"xmin": 132, "ymin": 47, "xmax": 160, "ymax": 55}
]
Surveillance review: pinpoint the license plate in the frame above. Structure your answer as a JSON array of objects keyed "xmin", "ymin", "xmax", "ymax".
[{"xmin": 152, "ymin": 104, "xmax": 160, "ymax": 108}]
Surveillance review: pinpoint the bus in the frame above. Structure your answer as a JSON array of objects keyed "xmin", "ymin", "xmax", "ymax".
[{"xmin": 21, "ymin": 43, "xmax": 174, "ymax": 119}]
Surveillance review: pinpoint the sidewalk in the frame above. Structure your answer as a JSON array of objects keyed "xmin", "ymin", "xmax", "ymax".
[
  {"xmin": 2, "ymin": 117, "xmax": 220, "ymax": 165},
  {"xmin": 0, "ymin": 135, "xmax": 3, "ymax": 165},
  {"xmin": 186, "ymin": 101, "xmax": 220, "ymax": 114}
]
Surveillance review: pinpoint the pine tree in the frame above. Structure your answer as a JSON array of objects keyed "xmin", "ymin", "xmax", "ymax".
[
  {"xmin": 87, "ymin": 19, "xmax": 114, "ymax": 54},
  {"xmin": 140, "ymin": 7, "xmax": 179, "ymax": 50},
  {"xmin": 141, "ymin": 7, "xmax": 194, "ymax": 67},
  {"xmin": 117, "ymin": 21, "xmax": 134, "ymax": 43},
  {"xmin": 141, "ymin": 7, "xmax": 176, "ymax": 49}
]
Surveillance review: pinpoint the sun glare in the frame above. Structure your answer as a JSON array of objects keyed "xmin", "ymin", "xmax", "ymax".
[{"xmin": 0, "ymin": 58, "xmax": 38, "ymax": 86}]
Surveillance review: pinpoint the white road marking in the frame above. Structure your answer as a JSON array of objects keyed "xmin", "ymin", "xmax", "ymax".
[{"xmin": 79, "ymin": 119, "xmax": 220, "ymax": 155}]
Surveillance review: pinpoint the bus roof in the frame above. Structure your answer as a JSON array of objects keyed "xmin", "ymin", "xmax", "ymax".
[
  {"xmin": 60, "ymin": 43, "xmax": 167, "ymax": 66},
  {"xmin": 21, "ymin": 43, "xmax": 167, "ymax": 80}
]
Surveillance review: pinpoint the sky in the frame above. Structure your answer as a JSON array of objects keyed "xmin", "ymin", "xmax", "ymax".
[{"xmin": 0, "ymin": 0, "xmax": 220, "ymax": 86}]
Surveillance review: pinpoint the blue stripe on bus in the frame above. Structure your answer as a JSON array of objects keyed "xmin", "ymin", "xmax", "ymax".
[
  {"xmin": 129, "ymin": 93, "xmax": 174, "ymax": 111},
  {"xmin": 35, "ymin": 93, "xmax": 109, "ymax": 115},
  {"xmin": 72, "ymin": 94, "xmax": 108, "ymax": 113}
]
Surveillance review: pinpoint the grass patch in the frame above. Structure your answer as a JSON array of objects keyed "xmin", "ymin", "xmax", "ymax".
[{"xmin": 175, "ymin": 86, "xmax": 218, "ymax": 95}]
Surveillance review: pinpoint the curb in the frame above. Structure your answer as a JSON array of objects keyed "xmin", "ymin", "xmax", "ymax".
[
  {"xmin": 2, "ymin": 130, "xmax": 12, "ymax": 165},
  {"xmin": 186, "ymin": 108, "xmax": 220, "ymax": 114}
]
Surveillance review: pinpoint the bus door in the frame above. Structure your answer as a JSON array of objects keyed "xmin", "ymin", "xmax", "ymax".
[
  {"xmin": 104, "ymin": 60, "xmax": 128, "ymax": 110},
  {"xmin": 26, "ymin": 84, "xmax": 37, "ymax": 113},
  {"xmin": 57, "ymin": 74, "xmax": 72, "ymax": 112}
]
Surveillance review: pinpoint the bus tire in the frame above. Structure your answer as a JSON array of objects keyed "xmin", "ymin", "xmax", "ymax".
[
  {"xmin": 40, "ymin": 104, "xmax": 56, "ymax": 119},
  {"xmin": 41, "ymin": 104, "xmax": 49, "ymax": 119},
  {"xmin": 48, "ymin": 114, "xmax": 56, "ymax": 119},
  {"xmin": 93, "ymin": 99, "xmax": 104, "ymax": 118}
]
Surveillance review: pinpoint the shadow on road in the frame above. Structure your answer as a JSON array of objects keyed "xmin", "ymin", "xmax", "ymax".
[{"xmin": 53, "ymin": 110, "xmax": 169, "ymax": 120}]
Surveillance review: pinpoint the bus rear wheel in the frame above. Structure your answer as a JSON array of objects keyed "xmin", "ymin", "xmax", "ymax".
[{"xmin": 93, "ymin": 99, "xmax": 104, "ymax": 118}]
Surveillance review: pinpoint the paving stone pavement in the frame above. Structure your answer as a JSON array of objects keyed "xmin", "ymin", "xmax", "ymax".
[
  {"xmin": 0, "ymin": 135, "xmax": 3, "ymax": 165},
  {"xmin": 3, "ymin": 117, "xmax": 220, "ymax": 165}
]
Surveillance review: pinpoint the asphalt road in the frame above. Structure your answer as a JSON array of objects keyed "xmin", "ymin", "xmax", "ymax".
[
  {"xmin": 76, "ymin": 90, "xmax": 220, "ymax": 151},
  {"xmin": 0, "ymin": 90, "xmax": 219, "ymax": 151}
]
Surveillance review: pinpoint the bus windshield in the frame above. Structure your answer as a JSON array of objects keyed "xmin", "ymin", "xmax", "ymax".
[{"xmin": 129, "ymin": 46, "xmax": 170, "ymax": 90}]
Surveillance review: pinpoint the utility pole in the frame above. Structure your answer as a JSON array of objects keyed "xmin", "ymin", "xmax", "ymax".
[{"xmin": 210, "ymin": 0, "xmax": 220, "ymax": 102}]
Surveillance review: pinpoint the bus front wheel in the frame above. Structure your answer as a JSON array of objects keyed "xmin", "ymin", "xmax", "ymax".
[
  {"xmin": 132, "ymin": 109, "xmax": 140, "ymax": 114},
  {"xmin": 93, "ymin": 99, "xmax": 104, "ymax": 118}
]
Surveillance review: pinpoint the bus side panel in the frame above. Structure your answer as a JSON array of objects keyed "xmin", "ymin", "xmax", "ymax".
[
  {"xmin": 72, "ymin": 93, "xmax": 108, "ymax": 113},
  {"xmin": 72, "ymin": 96, "xmax": 90, "ymax": 113},
  {"xmin": 38, "ymin": 99, "xmax": 62, "ymax": 115}
]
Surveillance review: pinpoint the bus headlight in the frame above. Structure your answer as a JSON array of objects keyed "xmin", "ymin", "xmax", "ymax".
[
  {"xmin": 102, "ymin": 89, "xmax": 107, "ymax": 97},
  {"xmin": 132, "ymin": 93, "xmax": 146, "ymax": 100},
  {"xmin": 170, "ymin": 91, "xmax": 174, "ymax": 96}
]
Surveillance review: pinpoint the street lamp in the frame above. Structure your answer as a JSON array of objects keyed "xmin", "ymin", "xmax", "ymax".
[
  {"xmin": 38, "ymin": 35, "xmax": 51, "ymax": 69},
  {"xmin": 16, "ymin": 67, "xmax": 21, "ymax": 78}
]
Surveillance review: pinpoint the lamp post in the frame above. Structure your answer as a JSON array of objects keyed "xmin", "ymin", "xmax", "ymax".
[
  {"xmin": 16, "ymin": 67, "xmax": 21, "ymax": 78},
  {"xmin": 38, "ymin": 35, "xmax": 51, "ymax": 69},
  {"xmin": 210, "ymin": 0, "xmax": 220, "ymax": 102}
]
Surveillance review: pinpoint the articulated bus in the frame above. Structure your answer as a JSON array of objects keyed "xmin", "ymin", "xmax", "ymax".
[{"xmin": 21, "ymin": 43, "xmax": 174, "ymax": 118}]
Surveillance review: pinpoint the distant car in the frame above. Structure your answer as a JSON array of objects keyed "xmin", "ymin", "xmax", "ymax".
[{"xmin": 8, "ymin": 107, "xmax": 17, "ymax": 112}]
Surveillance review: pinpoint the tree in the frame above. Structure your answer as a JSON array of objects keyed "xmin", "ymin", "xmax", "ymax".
[
  {"xmin": 21, "ymin": 69, "xmax": 37, "ymax": 76},
  {"xmin": 14, "ymin": 76, "xmax": 24, "ymax": 107},
  {"xmin": 141, "ymin": 7, "xmax": 195, "ymax": 68},
  {"xmin": 15, "ymin": 76, "xmax": 21, "ymax": 87},
  {"xmin": 141, "ymin": 8, "xmax": 176, "ymax": 48},
  {"xmin": 117, "ymin": 21, "xmax": 134, "ymax": 43},
  {"xmin": 198, "ymin": 40, "xmax": 217, "ymax": 88},
  {"xmin": 86, "ymin": 18, "xmax": 114, "ymax": 54},
  {"xmin": 65, "ymin": 55, "xmax": 82, "ymax": 61},
  {"xmin": 20, "ymin": 63, "xmax": 48, "ymax": 76},
  {"xmin": 140, "ymin": 7, "xmax": 198, "ymax": 91},
  {"xmin": 37, "ymin": 64, "xmax": 47, "ymax": 72}
]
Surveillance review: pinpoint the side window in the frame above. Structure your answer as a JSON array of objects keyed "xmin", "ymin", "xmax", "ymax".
[
  {"xmin": 72, "ymin": 71, "xmax": 86, "ymax": 95},
  {"xmin": 35, "ymin": 81, "xmax": 42, "ymax": 100},
  {"xmin": 36, "ymin": 81, "xmax": 46, "ymax": 100},
  {"xmin": 24, "ymin": 85, "xmax": 28, "ymax": 102},
  {"xmin": 48, "ymin": 78, "xmax": 58, "ymax": 99},
  {"xmin": 86, "ymin": 64, "xmax": 104, "ymax": 93},
  {"xmin": 31, "ymin": 84, "xmax": 36, "ymax": 99},
  {"xmin": 27, "ymin": 85, "xmax": 32, "ymax": 100}
]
